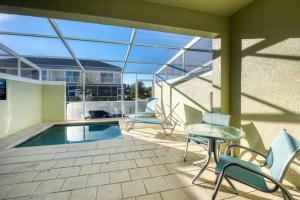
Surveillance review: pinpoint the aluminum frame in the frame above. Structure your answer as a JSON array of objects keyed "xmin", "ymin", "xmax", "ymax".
[
  {"xmin": 0, "ymin": 30, "xmax": 211, "ymax": 75},
  {"xmin": 0, "ymin": 16, "xmax": 213, "ymax": 76},
  {"xmin": 155, "ymin": 37, "xmax": 202, "ymax": 75},
  {"xmin": 122, "ymin": 28, "xmax": 137, "ymax": 72},
  {"xmin": 0, "ymin": 31, "xmax": 213, "ymax": 53},
  {"xmin": 0, "ymin": 15, "xmax": 214, "ymax": 118},
  {"xmin": 0, "ymin": 42, "xmax": 42, "ymax": 80},
  {"xmin": 48, "ymin": 18, "xmax": 87, "ymax": 119},
  {"xmin": 121, "ymin": 28, "xmax": 136, "ymax": 115}
]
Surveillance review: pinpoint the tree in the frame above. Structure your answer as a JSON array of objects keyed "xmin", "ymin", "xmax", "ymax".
[{"xmin": 123, "ymin": 81, "xmax": 152, "ymax": 100}]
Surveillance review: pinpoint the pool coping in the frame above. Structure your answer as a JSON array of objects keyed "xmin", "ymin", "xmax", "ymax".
[{"xmin": 0, "ymin": 118, "xmax": 124, "ymax": 151}]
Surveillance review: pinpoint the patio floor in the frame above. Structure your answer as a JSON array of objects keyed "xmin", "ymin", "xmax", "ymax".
[{"xmin": 0, "ymin": 120, "xmax": 298, "ymax": 200}]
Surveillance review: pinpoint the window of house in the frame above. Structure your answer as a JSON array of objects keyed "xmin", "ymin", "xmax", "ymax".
[
  {"xmin": 42, "ymin": 70, "xmax": 48, "ymax": 81},
  {"xmin": 86, "ymin": 71, "xmax": 100, "ymax": 84},
  {"xmin": 65, "ymin": 71, "xmax": 81, "ymax": 83},
  {"xmin": 114, "ymin": 73, "xmax": 121, "ymax": 84},
  {"xmin": 98, "ymin": 85, "xmax": 111, "ymax": 96},
  {"xmin": 100, "ymin": 72, "xmax": 113, "ymax": 84}
]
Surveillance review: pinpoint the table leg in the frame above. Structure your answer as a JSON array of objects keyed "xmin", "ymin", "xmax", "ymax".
[
  {"xmin": 212, "ymin": 140, "xmax": 219, "ymax": 164},
  {"xmin": 192, "ymin": 138, "xmax": 213, "ymax": 184}
]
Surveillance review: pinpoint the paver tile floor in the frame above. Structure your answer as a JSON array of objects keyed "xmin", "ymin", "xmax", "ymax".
[{"xmin": 0, "ymin": 121, "xmax": 298, "ymax": 200}]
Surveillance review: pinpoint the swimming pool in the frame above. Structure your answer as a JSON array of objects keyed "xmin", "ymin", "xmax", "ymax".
[{"xmin": 16, "ymin": 122, "xmax": 122, "ymax": 147}]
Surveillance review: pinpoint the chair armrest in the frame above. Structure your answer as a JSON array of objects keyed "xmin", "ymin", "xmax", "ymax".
[
  {"xmin": 225, "ymin": 144, "xmax": 268, "ymax": 166},
  {"xmin": 221, "ymin": 163, "xmax": 294, "ymax": 200}
]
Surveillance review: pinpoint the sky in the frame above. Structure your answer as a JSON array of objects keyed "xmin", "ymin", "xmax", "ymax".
[{"xmin": 0, "ymin": 13, "xmax": 211, "ymax": 74}]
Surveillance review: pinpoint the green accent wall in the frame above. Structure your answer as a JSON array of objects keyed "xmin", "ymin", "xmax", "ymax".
[
  {"xmin": 230, "ymin": 0, "xmax": 300, "ymax": 188},
  {"xmin": 0, "ymin": 79, "xmax": 42, "ymax": 139},
  {"xmin": 0, "ymin": 77, "xmax": 66, "ymax": 139},
  {"xmin": 42, "ymin": 84, "xmax": 66, "ymax": 122}
]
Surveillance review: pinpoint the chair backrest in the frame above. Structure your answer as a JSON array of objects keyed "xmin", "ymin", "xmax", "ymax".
[
  {"xmin": 202, "ymin": 112, "xmax": 231, "ymax": 126},
  {"xmin": 145, "ymin": 98, "xmax": 158, "ymax": 113},
  {"xmin": 266, "ymin": 129, "xmax": 300, "ymax": 182},
  {"xmin": 183, "ymin": 104, "xmax": 203, "ymax": 126}
]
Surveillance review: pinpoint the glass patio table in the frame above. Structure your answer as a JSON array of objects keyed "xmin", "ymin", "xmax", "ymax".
[{"xmin": 186, "ymin": 123, "xmax": 245, "ymax": 183}]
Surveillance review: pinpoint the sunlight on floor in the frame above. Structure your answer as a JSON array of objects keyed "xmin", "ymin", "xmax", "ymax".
[{"xmin": 0, "ymin": 121, "xmax": 298, "ymax": 200}]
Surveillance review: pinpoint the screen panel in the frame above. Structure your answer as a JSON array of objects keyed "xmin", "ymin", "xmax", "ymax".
[
  {"xmin": 128, "ymin": 46, "xmax": 178, "ymax": 64},
  {"xmin": 189, "ymin": 38, "xmax": 212, "ymax": 50},
  {"xmin": 0, "ymin": 56, "xmax": 18, "ymax": 76},
  {"xmin": 184, "ymin": 51, "xmax": 212, "ymax": 66},
  {"xmin": 134, "ymin": 29, "xmax": 193, "ymax": 48},
  {"xmin": 56, "ymin": 19, "xmax": 132, "ymax": 43},
  {"xmin": 0, "ymin": 35, "xmax": 72, "ymax": 57},
  {"xmin": 68, "ymin": 40, "xmax": 128, "ymax": 61},
  {"xmin": 124, "ymin": 63, "xmax": 161, "ymax": 73},
  {"xmin": 0, "ymin": 13, "xmax": 56, "ymax": 35}
]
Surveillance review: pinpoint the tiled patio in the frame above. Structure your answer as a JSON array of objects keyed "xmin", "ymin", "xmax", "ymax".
[{"xmin": 0, "ymin": 120, "xmax": 298, "ymax": 200}]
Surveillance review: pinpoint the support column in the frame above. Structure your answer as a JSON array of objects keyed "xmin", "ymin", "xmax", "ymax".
[
  {"xmin": 121, "ymin": 73, "xmax": 124, "ymax": 117},
  {"xmin": 135, "ymin": 74, "xmax": 138, "ymax": 113},
  {"xmin": 82, "ymin": 71, "xmax": 86, "ymax": 120},
  {"xmin": 17, "ymin": 58, "xmax": 21, "ymax": 77},
  {"xmin": 39, "ymin": 70, "xmax": 42, "ymax": 81},
  {"xmin": 183, "ymin": 51, "xmax": 186, "ymax": 75}
]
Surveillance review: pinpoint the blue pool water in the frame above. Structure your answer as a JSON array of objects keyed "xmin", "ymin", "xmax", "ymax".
[{"xmin": 16, "ymin": 123, "xmax": 122, "ymax": 147}]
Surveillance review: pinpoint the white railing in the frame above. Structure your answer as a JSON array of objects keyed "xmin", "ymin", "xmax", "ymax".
[{"xmin": 67, "ymin": 100, "xmax": 148, "ymax": 120}]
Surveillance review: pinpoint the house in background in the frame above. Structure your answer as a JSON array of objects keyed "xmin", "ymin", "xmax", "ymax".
[{"xmin": 0, "ymin": 56, "xmax": 123, "ymax": 101}]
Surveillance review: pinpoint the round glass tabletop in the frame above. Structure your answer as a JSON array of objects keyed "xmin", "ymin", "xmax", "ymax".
[{"xmin": 186, "ymin": 123, "xmax": 245, "ymax": 141}]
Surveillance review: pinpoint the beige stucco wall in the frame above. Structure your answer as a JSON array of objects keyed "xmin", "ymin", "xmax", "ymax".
[
  {"xmin": 42, "ymin": 84, "xmax": 66, "ymax": 122},
  {"xmin": 0, "ymin": 75, "xmax": 66, "ymax": 139},
  {"xmin": 154, "ymin": 73, "xmax": 213, "ymax": 131},
  {"xmin": 230, "ymin": 0, "xmax": 300, "ymax": 188},
  {"xmin": 0, "ymin": 79, "xmax": 42, "ymax": 139}
]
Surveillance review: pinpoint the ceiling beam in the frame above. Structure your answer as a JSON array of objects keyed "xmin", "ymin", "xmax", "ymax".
[
  {"xmin": 122, "ymin": 28, "xmax": 137, "ymax": 72},
  {"xmin": 0, "ymin": 53, "xmax": 204, "ymax": 67},
  {"xmin": 0, "ymin": 31, "xmax": 212, "ymax": 53},
  {"xmin": 155, "ymin": 37, "xmax": 202, "ymax": 74}
]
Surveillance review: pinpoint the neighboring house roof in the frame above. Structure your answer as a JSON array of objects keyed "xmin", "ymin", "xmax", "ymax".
[{"xmin": 0, "ymin": 56, "xmax": 122, "ymax": 72}]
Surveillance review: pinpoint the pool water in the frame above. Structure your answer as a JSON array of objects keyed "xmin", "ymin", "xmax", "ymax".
[{"xmin": 16, "ymin": 123, "xmax": 122, "ymax": 147}]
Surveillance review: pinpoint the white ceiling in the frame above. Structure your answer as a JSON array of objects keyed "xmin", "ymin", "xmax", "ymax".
[{"xmin": 142, "ymin": 0, "xmax": 254, "ymax": 16}]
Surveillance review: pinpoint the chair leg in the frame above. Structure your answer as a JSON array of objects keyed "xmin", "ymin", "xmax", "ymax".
[
  {"xmin": 184, "ymin": 138, "xmax": 190, "ymax": 162},
  {"xmin": 161, "ymin": 124, "xmax": 175, "ymax": 136},
  {"xmin": 193, "ymin": 156, "xmax": 208, "ymax": 166},
  {"xmin": 225, "ymin": 177, "xmax": 239, "ymax": 194},
  {"xmin": 192, "ymin": 150, "xmax": 211, "ymax": 184},
  {"xmin": 278, "ymin": 185, "xmax": 294, "ymax": 200},
  {"xmin": 214, "ymin": 174, "xmax": 219, "ymax": 184},
  {"xmin": 170, "ymin": 125, "xmax": 176, "ymax": 135},
  {"xmin": 126, "ymin": 122, "xmax": 134, "ymax": 131},
  {"xmin": 212, "ymin": 172, "xmax": 225, "ymax": 200},
  {"xmin": 282, "ymin": 192, "xmax": 290, "ymax": 200},
  {"xmin": 161, "ymin": 124, "xmax": 167, "ymax": 135}
]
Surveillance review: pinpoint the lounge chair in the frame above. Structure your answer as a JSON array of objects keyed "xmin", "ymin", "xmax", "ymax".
[
  {"xmin": 184, "ymin": 112, "xmax": 231, "ymax": 162},
  {"xmin": 126, "ymin": 98, "xmax": 158, "ymax": 118},
  {"xmin": 212, "ymin": 129, "xmax": 300, "ymax": 200},
  {"xmin": 125, "ymin": 103, "xmax": 180, "ymax": 135}
]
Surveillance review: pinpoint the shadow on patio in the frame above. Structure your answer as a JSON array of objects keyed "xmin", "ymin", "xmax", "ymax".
[{"xmin": 0, "ymin": 120, "xmax": 298, "ymax": 200}]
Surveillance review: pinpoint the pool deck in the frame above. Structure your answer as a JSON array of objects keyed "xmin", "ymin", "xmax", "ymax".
[{"xmin": 0, "ymin": 119, "xmax": 299, "ymax": 200}]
